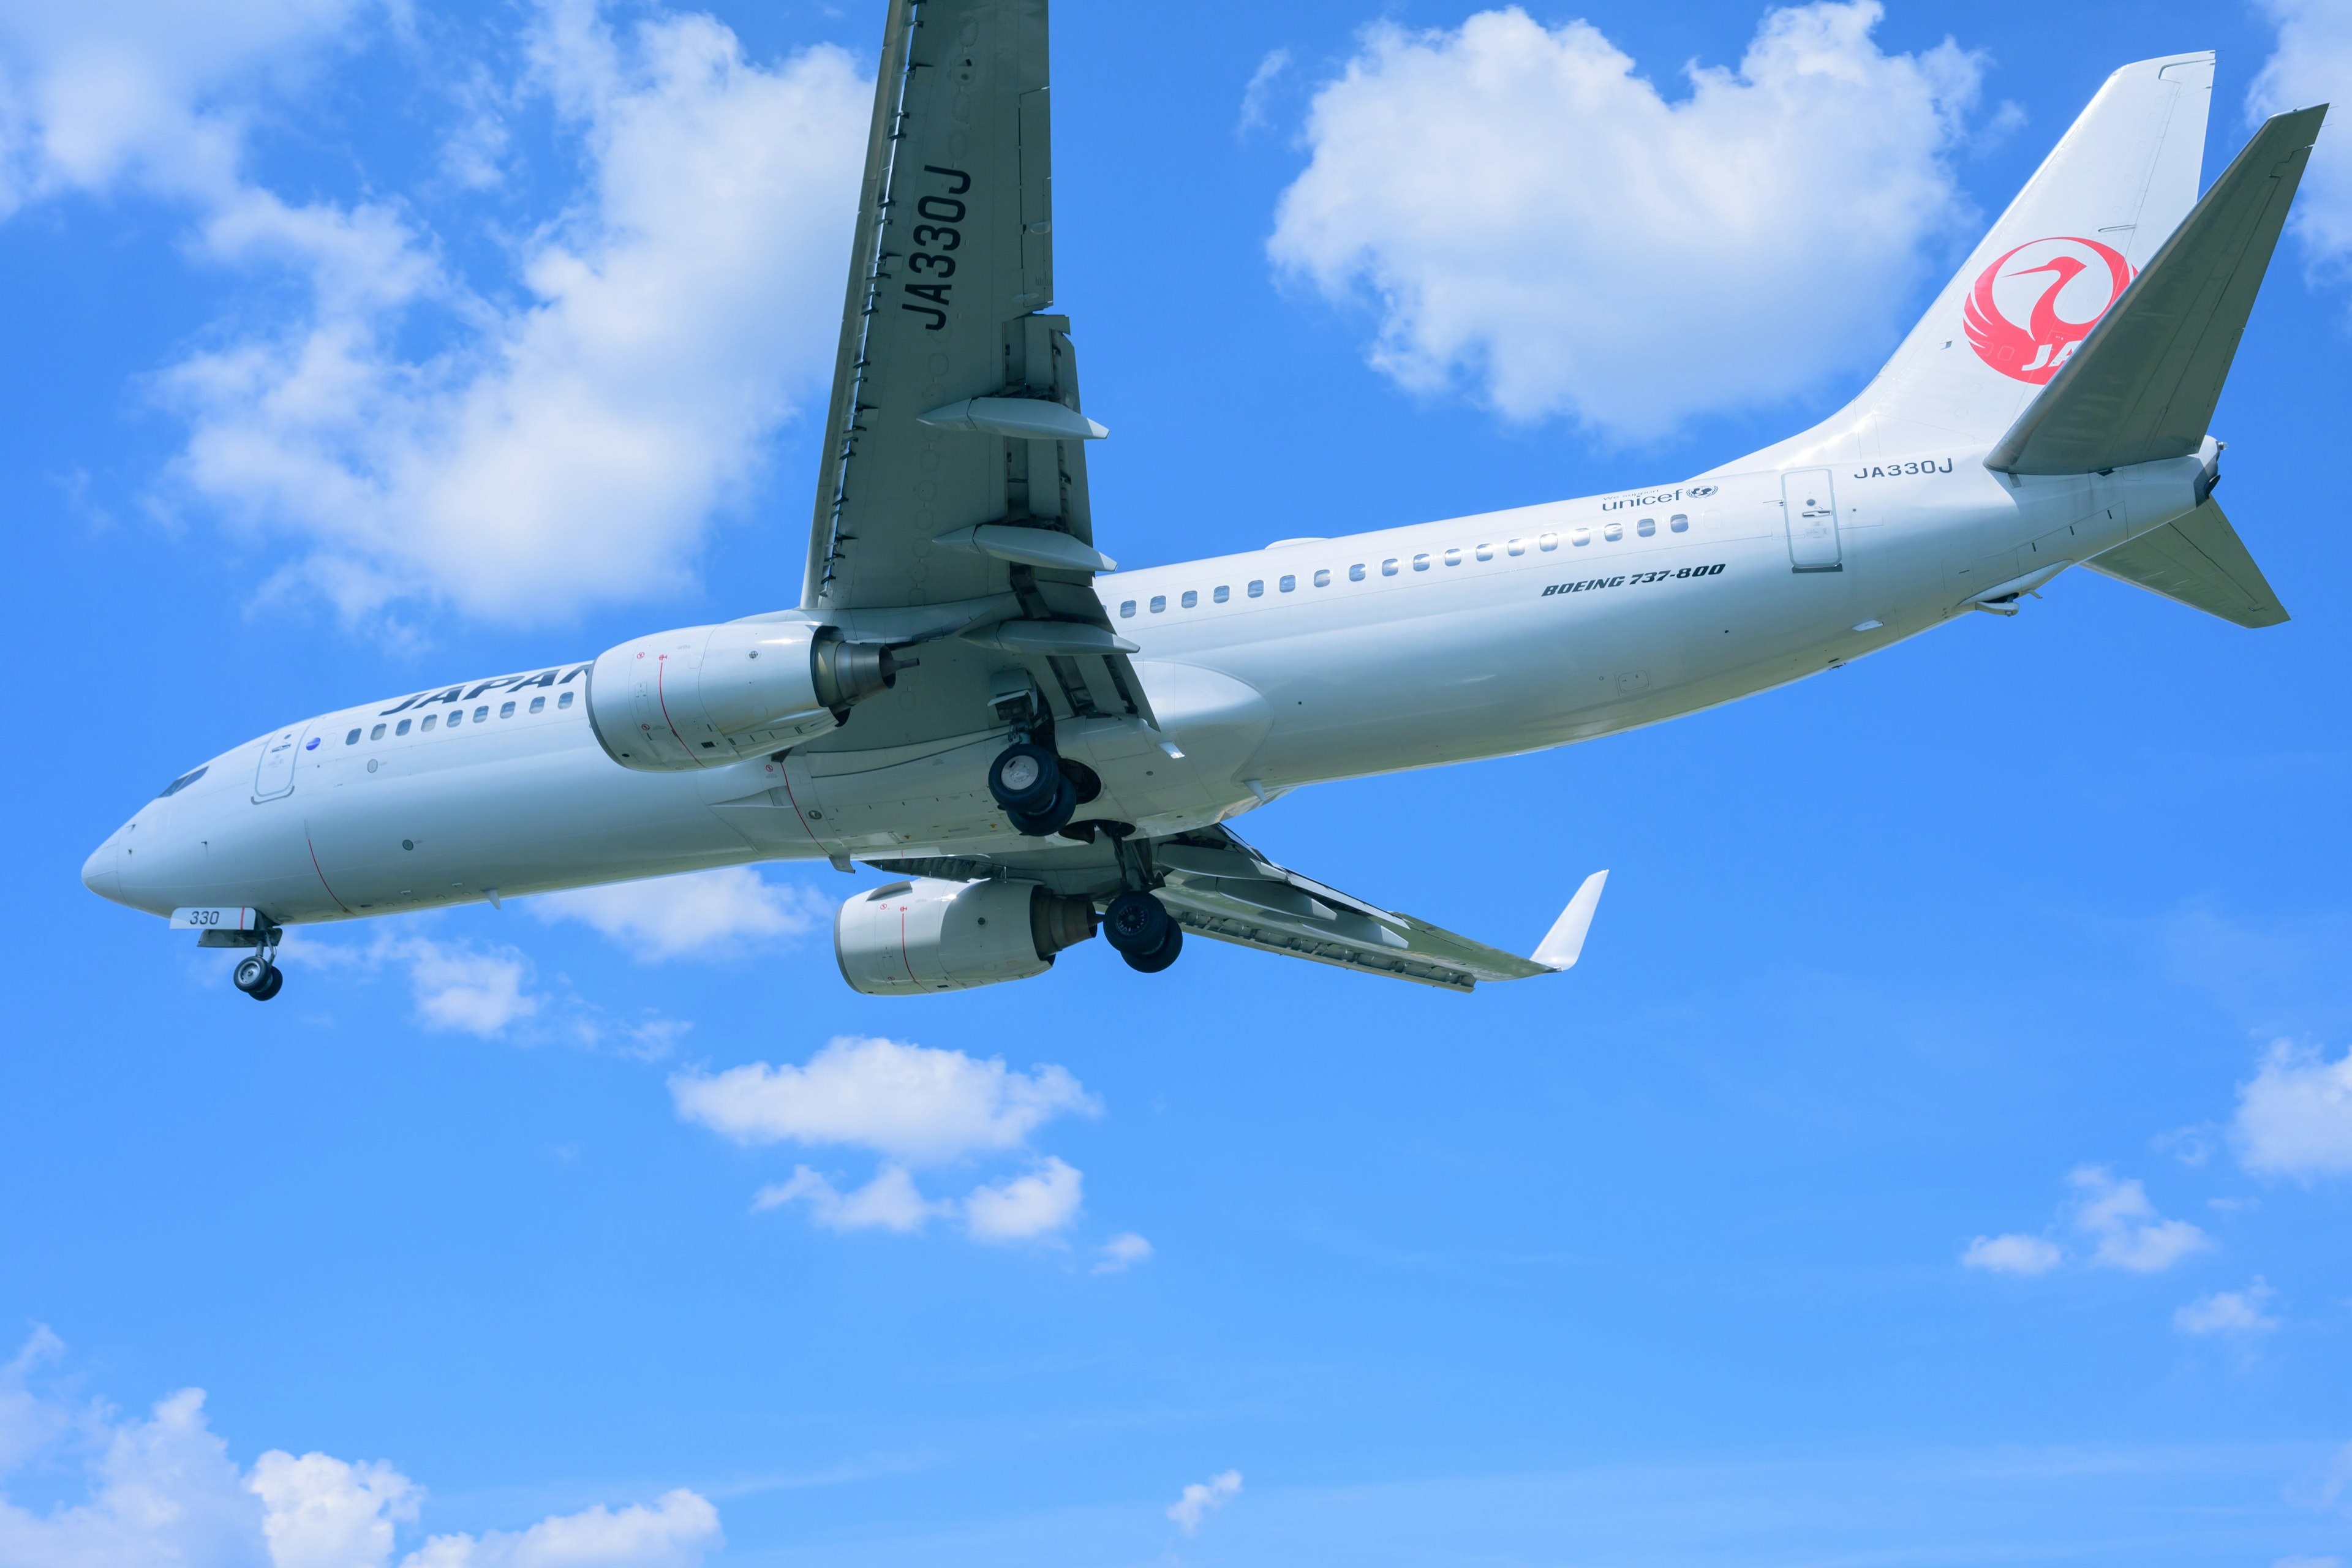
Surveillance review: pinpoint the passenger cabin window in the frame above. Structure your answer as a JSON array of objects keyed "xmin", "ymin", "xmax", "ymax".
[
  {"xmin": 1150, "ymin": 595, "xmax": 1166, "ymax": 613},
  {"xmin": 1248, "ymin": 579, "xmax": 1264, "ymax": 597},
  {"xmin": 1571, "ymin": 528, "xmax": 1591, "ymax": 546},
  {"xmin": 1412, "ymin": 554, "xmax": 1430, "ymax": 571},
  {"xmin": 370, "ymin": 723, "xmax": 386, "ymax": 740},
  {"xmin": 1181, "ymin": 589, "xmax": 1197, "ymax": 608},
  {"xmin": 1476, "ymin": 543, "xmax": 1494, "ymax": 561},
  {"xmin": 420, "ymin": 715, "xmax": 437, "ymax": 732},
  {"xmin": 1670, "ymin": 513, "xmax": 1689, "ymax": 532},
  {"xmin": 1279, "ymin": 575, "xmax": 1296, "ymax": 592},
  {"xmin": 500, "ymin": 701, "xmax": 516, "ymax": 718},
  {"xmin": 345, "ymin": 729, "xmax": 361, "ymax": 744},
  {"xmin": 1637, "ymin": 516, "xmax": 1656, "ymax": 537},
  {"xmin": 473, "ymin": 706, "xmax": 488, "ymax": 722},
  {"xmin": 449, "ymin": 711, "xmax": 464, "ymax": 727},
  {"xmin": 1120, "ymin": 600, "xmax": 1136, "ymax": 617},
  {"xmin": 1540, "ymin": 533, "xmax": 1559, "ymax": 551},
  {"xmin": 1604, "ymin": 522, "xmax": 1623, "ymax": 541},
  {"xmin": 1443, "ymin": 548, "xmax": 1461, "ymax": 567},
  {"xmin": 1507, "ymin": 538, "xmax": 1526, "ymax": 556},
  {"xmin": 396, "ymin": 719, "xmax": 412, "ymax": 736},
  {"xmin": 1313, "ymin": 568, "xmax": 1331, "ymax": 587},
  {"xmin": 1214, "ymin": 585, "xmax": 1231, "ymax": 603},
  {"xmin": 558, "ymin": 692, "xmax": 575, "ymax": 710},
  {"xmin": 1349, "ymin": 563, "xmax": 1366, "ymax": 581},
  {"xmin": 1382, "ymin": 559, "xmax": 1398, "ymax": 576}
]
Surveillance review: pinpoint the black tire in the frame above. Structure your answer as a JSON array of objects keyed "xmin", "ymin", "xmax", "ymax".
[
  {"xmin": 1101, "ymin": 890, "xmax": 1172, "ymax": 956},
  {"xmin": 252, "ymin": 964, "xmax": 284, "ymax": 1001},
  {"xmin": 1009, "ymin": 775, "xmax": 1079, "ymax": 838},
  {"xmin": 989, "ymin": 742, "xmax": 1062, "ymax": 814},
  {"xmin": 1121, "ymin": 923, "xmax": 1183, "ymax": 974},
  {"xmin": 234, "ymin": 955, "xmax": 270, "ymax": 994}
]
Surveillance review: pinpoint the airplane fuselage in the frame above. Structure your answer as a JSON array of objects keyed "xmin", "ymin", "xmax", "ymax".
[{"xmin": 82, "ymin": 447, "xmax": 2208, "ymax": 927}]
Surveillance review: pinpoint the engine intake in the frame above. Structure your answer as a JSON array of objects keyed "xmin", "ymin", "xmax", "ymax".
[
  {"xmin": 836, "ymin": 877, "xmax": 1096, "ymax": 996},
  {"xmin": 586, "ymin": 621, "xmax": 897, "ymax": 771}
]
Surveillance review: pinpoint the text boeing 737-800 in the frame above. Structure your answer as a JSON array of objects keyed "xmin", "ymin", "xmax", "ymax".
[{"xmin": 80, "ymin": 10, "xmax": 2321, "ymax": 1003}]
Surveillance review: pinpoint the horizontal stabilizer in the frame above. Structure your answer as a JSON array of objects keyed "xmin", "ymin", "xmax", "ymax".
[
  {"xmin": 1987, "ymin": 104, "xmax": 2327, "ymax": 476},
  {"xmin": 2086, "ymin": 497, "xmax": 2288, "ymax": 627}
]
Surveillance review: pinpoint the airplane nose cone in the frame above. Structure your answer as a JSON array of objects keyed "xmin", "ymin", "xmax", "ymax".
[{"xmin": 81, "ymin": 837, "xmax": 125, "ymax": 905}]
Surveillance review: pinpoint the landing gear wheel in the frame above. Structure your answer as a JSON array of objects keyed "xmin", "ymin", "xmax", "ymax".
[
  {"xmin": 1120, "ymin": 922, "xmax": 1183, "ymax": 974},
  {"xmin": 989, "ymin": 742, "xmax": 1063, "ymax": 815},
  {"xmin": 234, "ymin": 956, "xmax": 283, "ymax": 1000},
  {"xmin": 1008, "ymin": 775, "xmax": 1079, "ymax": 838},
  {"xmin": 1102, "ymin": 891, "xmax": 1174, "ymax": 957}
]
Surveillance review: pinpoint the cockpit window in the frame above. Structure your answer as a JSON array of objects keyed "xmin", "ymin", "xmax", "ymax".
[{"xmin": 157, "ymin": 765, "xmax": 208, "ymax": 798}]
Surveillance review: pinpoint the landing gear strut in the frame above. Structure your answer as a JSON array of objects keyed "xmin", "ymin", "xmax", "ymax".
[{"xmin": 1102, "ymin": 889, "xmax": 1183, "ymax": 974}]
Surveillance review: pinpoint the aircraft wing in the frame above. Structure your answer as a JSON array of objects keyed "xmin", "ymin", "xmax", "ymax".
[
  {"xmin": 799, "ymin": 0, "xmax": 1148, "ymax": 734},
  {"xmin": 865, "ymin": 826, "xmax": 1610, "ymax": 992}
]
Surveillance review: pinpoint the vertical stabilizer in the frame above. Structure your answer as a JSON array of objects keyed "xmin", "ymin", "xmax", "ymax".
[{"xmin": 1721, "ymin": 53, "xmax": 2214, "ymax": 472}]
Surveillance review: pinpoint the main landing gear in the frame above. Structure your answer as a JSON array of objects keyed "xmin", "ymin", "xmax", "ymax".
[
  {"xmin": 233, "ymin": 949, "xmax": 284, "ymax": 1001},
  {"xmin": 1101, "ymin": 889, "xmax": 1183, "ymax": 974},
  {"xmin": 986, "ymin": 734, "xmax": 1100, "ymax": 839}
]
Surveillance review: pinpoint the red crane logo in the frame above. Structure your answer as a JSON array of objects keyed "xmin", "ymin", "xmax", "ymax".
[{"xmin": 1963, "ymin": 236, "xmax": 2134, "ymax": 384}]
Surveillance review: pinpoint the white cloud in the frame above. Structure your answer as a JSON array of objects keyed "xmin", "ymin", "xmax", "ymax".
[
  {"xmin": 1961, "ymin": 1234, "xmax": 2062, "ymax": 1275},
  {"xmin": 1167, "ymin": 1469, "xmax": 1242, "ymax": 1536},
  {"xmin": 0, "ymin": 0, "xmax": 373, "ymax": 216},
  {"xmin": 1267, "ymin": 1, "xmax": 1981, "ymax": 439},
  {"xmin": 399, "ymin": 1490, "xmax": 719, "ymax": 1568},
  {"xmin": 0, "ymin": 1332, "xmax": 720, "ymax": 1568},
  {"xmin": 394, "ymin": 936, "xmax": 540, "ymax": 1036},
  {"xmin": 2070, "ymin": 1166, "xmax": 2210, "ymax": 1273},
  {"xmin": 671, "ymin": 1036, "xmax": 1098, "ymax": 1166},
  {"xmin": 753, "ymin": 1164, "xmax": 946, "ymax": 1232},
  {"xmin": 2175, "ymin": 1278, "xmax": 2280, "ymax": 1337},
  {"xmin": 159, "ymin": 1, "xmax": 869, "ymax": 627},
  {"xmin": 963, "ymin": 1157, "xmax": 1084, "ymax": 1243},
  {"xmin": 2236, "ymin": 1040, "xmax": 2352, "ymax": 1177},
  {"xmin": 1095, "ymin": 1232, "xmax": 1154, "ymax": 1274},
  {"xmin": 0, "ymin": 0, "xmax": 866, "ymax": 629},
  {"xmin": 251, "ymin": 1450, "xmax": 421, "ymax": 1568},
  {"xmin": 1237, "ymin": 48, "xmax": 1291, "ymax": 137},
  {"xmin": 2252, "ymin": 0, "xmax": 2352, "ymax": 278},
  {"xmin": 529, "ymin": 868, "xmax": 829, "ymax": 961}
]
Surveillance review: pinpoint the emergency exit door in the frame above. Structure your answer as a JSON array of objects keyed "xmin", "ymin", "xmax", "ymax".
[{"xmin": 1782, "ymin": 469, "xmax": 1842, "ymax": 572}]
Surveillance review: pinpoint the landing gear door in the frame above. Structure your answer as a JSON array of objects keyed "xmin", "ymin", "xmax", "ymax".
[
  {"xmin": 1782, "ymin": 468, "xmax": 1843, "ymax": 572},
  {"xmin": 252, "ymin": 723, "xmax": 307, "ymax": 802}
]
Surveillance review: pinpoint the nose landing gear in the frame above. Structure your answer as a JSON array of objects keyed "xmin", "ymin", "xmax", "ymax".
[{"xmin": 233, "ymin": 951, "xmax": 284, "ymax": 1001}]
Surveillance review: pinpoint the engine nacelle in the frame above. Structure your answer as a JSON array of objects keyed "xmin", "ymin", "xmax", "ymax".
[
  {"xmin": 835, "ymin": 877, "xmax": 1096, "ymax": 996},
  {"xmin": 586, "ymin": 621, "xmax": 898, "ymax": 771}
]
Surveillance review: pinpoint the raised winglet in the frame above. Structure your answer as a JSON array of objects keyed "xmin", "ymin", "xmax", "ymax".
[{"xmin": 1531, "ymin": 870, "xmax": 1609, "ymax": 972}]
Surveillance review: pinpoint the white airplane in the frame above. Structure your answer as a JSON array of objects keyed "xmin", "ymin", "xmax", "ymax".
[{"xmin": 83, "ymin": 7, "xmax": 2321, "ymax": 1004}]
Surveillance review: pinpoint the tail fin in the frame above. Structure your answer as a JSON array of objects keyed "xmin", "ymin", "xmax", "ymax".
[
  {"xmin": 1726, "ymin": 53, "xmax": 2214, "ymax": 470},
  {"xmin": 1987, "ymin": 104, "xmax": 2325, "ymax": 475}
]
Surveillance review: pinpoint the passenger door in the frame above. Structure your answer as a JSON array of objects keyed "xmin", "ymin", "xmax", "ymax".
[
  {"xmin": 1782, "ymin": 469, "xmax": 1843, "ymax": 572},
  {"xmin": 252, "ymin": 724, "xmax": 307, "ymax": 801}
]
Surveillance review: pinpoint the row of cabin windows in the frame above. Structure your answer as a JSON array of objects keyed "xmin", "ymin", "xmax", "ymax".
[
  {"xmin": 1118, "ymin": 513, "xmax": 1691, "ymax": 616},
  {"xmin": 342, "ymin": 690, "xmax": 573, "ymax": 745}
]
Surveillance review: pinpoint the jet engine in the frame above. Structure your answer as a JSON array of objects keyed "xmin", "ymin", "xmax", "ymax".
[
  {"xmin": 586, "ymin": 621, "xmax": 899, "ymax": 771},
  {"xmin": 835, "ymin": 877, "xmax": 1096, "ymax": 996}
]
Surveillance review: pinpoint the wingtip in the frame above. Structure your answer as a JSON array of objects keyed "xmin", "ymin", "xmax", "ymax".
[{"xmin": 1531, "ymin": 869, "xmax": 1609, "ymax": 972}]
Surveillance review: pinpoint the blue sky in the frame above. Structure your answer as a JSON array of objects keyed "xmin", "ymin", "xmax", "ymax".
[{"xmin": 7, "ymin": 0, "xmax": 2352, "ymax": 1564}]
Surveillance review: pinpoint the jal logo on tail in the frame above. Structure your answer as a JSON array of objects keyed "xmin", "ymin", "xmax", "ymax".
[{"xmin": 1963, "ymin": 237, "xmax": 2133, "ymax": 384}]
